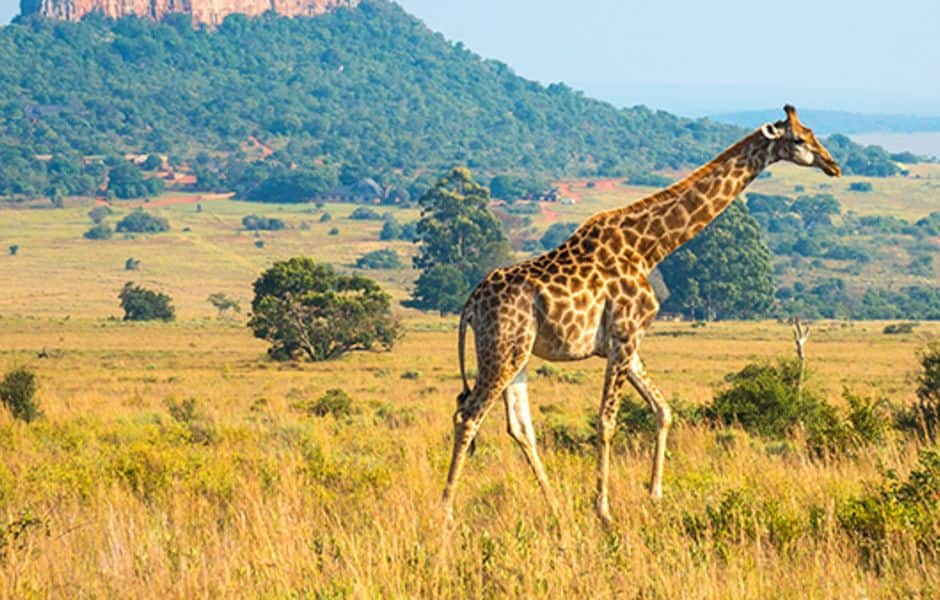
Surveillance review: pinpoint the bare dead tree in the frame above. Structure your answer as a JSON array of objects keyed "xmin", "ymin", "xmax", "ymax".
[{"xmin": 792, "ymin": 317, "xmax": 810, "ymax": 397}]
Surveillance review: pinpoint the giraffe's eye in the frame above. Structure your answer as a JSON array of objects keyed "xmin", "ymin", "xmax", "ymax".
[{"xmin": 793, "ymin": 139, "xmax": 805, "ymax": 145}]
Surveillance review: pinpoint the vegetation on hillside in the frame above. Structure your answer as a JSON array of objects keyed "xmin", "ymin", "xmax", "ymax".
[{"xmin": 0, "ymin": 1, "xmax": 894, "ymax": 204}]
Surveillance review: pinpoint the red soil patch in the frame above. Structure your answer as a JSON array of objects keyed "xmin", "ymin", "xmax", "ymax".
[{"xmin": 541, "ymin": 203, "xmax": 559, "ymax": 222}]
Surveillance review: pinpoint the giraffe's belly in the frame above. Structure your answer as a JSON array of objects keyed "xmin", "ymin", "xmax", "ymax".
[{"xmin": 530, "ymin": 302, "xmax": 608, "ymax": 361}]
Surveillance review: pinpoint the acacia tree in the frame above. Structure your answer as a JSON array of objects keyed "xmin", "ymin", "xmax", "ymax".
[
  {"xmin": 408, "ymin": 167, "xmax": 512, "ymax": 313},
  {"xmin": 248, "ymin": 257, "xmax": 400, "ymax": 361},
  {"xmin": 659, "ymin": 199, "xmax": 774, "ymax": 320}
]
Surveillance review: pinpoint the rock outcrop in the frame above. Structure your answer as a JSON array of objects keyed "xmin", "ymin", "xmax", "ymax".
[{"xmin": 22, "ymin": 0, "xmax": 359, "ymax": 26}]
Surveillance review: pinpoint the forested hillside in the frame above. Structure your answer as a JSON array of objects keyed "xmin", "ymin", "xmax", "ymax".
[{"xmin": 0, "ymin": 0, "xmax": 899, "ymax": 201}]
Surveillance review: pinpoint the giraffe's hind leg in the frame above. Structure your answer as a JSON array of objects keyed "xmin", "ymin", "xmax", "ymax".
[
  {"xmin": 442, "ymin": 334, "xmax": 532, "ymax": 522},
  {"xmin": 504, "ymin": 366, "xmax": 560, "ymax": 514}
]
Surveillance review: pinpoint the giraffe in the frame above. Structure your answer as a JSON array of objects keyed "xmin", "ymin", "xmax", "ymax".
[{"xmin": 442, "ymin": 105, "xmax": 842, "ymax": 524}]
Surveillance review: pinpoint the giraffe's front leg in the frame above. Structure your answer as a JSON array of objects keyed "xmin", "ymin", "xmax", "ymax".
[
  {"xmin": 595, "ymin": 343, "xmax": 632, "ymax": 524},
  {"xmin": 626, "ymin": 353, "xmax": 672, "ymax": 499}
]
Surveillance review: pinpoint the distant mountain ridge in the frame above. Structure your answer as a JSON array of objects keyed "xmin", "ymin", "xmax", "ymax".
[
  {"xmin": 709, "ymin": 109, "xmax": 940, "ymax": 135},
  {"xmin": 19, "ymin": 0, "xmax": 357, "ymax": 26}
]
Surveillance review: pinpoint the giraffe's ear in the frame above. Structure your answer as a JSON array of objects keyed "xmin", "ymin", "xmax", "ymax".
[{"xmin": 760, "ymin": 123, "xmax": 783, "ymax": 140}]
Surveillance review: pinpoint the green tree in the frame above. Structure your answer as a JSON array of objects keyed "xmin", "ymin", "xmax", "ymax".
[
  {"xmin": 248, "ymin": 257, "xmax": 400, "ymax": 361},
  {"xmin": 119, "ymin": 282, "xmax": 175, "ymax": 321},
  {"xmin": 659, "ymin": 200, "xmax": 774, "ymax": 320},
  {"xmin": 409, "ymin": 167, "xmax": 512, "ymax": 313},
  {"xmin": 409, "ymin": 264, "xmax": 469, "ymax": 316}
]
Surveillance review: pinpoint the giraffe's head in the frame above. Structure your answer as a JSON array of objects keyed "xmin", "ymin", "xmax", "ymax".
[{"xmin": 760, "ymin": 105, "xmax": 842, "ymax": 176}]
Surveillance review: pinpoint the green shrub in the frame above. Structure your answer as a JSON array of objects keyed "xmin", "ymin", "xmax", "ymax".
[
  {"xmin": 534, "ymin": 363, "xmax": 585, "ymax": 384},
  {"xmin": 838, "ymin": 447, "xmax": 940, "ymax": 567},
  {"xmin": 116, "ymin": 210, "xmax": 169, "ymax": 233},
  {"xmin": 882, "ymin": 322, "xmax": 916, "ymax": 334},
  {"xmin": 348, "ymin": 207, "xmax": 383, "ymax": 220},
  {"xmin": 119, "ymin": 282, "xmax": 175, "ymax": 321},
  {"xmin": 165, "ymin": 397, "xmax": 216, "ymax": 445},
  {"xmin": 83, "ymin": 223, "xmax": 113, "ymax": 240},
  {"xmin": 292, "ymin": 388, "xmax": 354, "ymax": 418},
  {"xmin": 915, "ymin": 341, "xmax": 940, "ymax": 442},
  {"xmin": 706, "ymin": 359, "xmax": 827, "ymax": 438},
  {"xmin": 682, "ymin": 488, "xmax": 806, "ymax": 559},
  {"xmin": 355, "ymin": 248, "xmax": 402, "ymax": 269},
  {"xmin": 242, "ymin": 214, "xmax": 285, "ymax": 231},
  {"xmin": 319, "ymin": 212, "xmax": 332, "ymax": 223},
  {"xmin": 400, "ymin": 370, "xmax": 421, "ymax": 380},
  {"xmin": 0, "ymin": 367, "xmax": 41, "ymax": 423}
]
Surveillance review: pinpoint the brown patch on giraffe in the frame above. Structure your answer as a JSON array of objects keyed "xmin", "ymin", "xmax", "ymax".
[{"xmin": 648, "ymin": 219, "xmax": 666, "ymax": 238}]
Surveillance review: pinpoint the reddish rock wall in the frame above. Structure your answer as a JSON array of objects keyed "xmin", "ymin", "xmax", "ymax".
[{"xmin": 26, "ymin": 0, "xmax": 358, "ymax": 26}]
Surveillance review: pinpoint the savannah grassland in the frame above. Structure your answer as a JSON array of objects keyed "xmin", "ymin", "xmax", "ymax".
[{"xmin": 0, "ymin": 167, "xmax": 938, "ymax": 597}]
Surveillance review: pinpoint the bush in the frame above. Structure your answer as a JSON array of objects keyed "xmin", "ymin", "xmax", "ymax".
[
  {"xmin": 379, "ymin": 219, "xmax": 400, "ymax": 241},
  {"xmin": 319, "ymin": 212, "xmax": 332, "ymax": 223},
  {"xmin": 706, "ymin": 359, "xmax": 830, "ymax": 439},
  {"xmin": 119, "ymin": 282, "xmax": 175, "ymax": 321},
  {"xmin": 348, "ymin": 207, "xmax": 383, "ymax": 220},
  {"xmin": 292, "ymin": 388, "xmax": 354, "ymax": 418},
  {"xmin": 88, "ymin": 205, "xmax": 112, "ymax": 223},
  {"xmin": 355, "ymin": 249, "xmax": 402, "ymax": 269},
  {"xmin": 915, "ymin": 341, "xmax": 940, "ymax": 442},
  {"xmin": 242, "ymin": 215, "xmax": 285, "ymax": 231},
  {"xmin": 165, "ymin": 397, "xmax": 216, "ymax": 444},
  {"xmin": 849, "ymin": 182, "xmax": 873, "ymax": 192},
  {"xmin": 8, "ymin": 245, "xmax": 18, "ymax": 256},
  {"xmin": 534, "ymin": 363, "xmax": 586, "ymax": 384},
  {"xmin": 882, "ymin": 322, "xmax": 917, "ymax": 334},
  {"xmin": 125, "ymin": 257, "xmax": 141, "ymax": 271},
  {"xmin": 838, "ymin": 447, "xmax": 940, "ymax": 567},
  {"xmin": 0, "ymin": 368, "xmax": 41, "ymax": 423},
  {"xmin": 116, "ymin": 210, "xmax": 170, "ymax": 233},
  {"xmin": 83, "ymin": 223, "xmax": 113, "ymax": 240}
]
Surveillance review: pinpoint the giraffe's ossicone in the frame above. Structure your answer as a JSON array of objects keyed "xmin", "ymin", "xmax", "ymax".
[{"xmin": 442, "ymin": 105, "xmax": 841, "ymax": 524}]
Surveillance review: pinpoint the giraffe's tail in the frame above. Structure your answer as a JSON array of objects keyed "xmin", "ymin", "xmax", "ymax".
[
  {"xmin": 456, "ymin": 306, "xmax": 476, "ymax": 456},
  {"xmin": 457, "ymin": 306, "xmax": 471, "ymax": 397}
]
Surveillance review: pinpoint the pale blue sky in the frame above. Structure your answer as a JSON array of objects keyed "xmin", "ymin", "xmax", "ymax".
[{"xmin": 2, "ymin": 0, "xmax": 938, "ymax": 115}]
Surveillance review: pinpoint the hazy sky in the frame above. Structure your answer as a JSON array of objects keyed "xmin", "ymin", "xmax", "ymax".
[{"xmin": 2, "ymin": 0, "xmax": 937, "ymax": 115}]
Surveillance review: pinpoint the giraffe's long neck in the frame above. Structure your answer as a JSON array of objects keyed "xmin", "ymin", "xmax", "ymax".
[{"xmin": 616, "ymin": 130, "xmax": 775, "ymax": 268}]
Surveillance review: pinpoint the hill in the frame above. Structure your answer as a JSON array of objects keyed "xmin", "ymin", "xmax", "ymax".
[{"xmin": 0, "ymin": 1, "xmax": 899, "ymax": 202}]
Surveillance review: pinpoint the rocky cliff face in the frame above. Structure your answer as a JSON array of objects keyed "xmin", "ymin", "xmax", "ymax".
[{"xmin": 22, "ymin": 0, "xmax": 359, "ymax": 26}]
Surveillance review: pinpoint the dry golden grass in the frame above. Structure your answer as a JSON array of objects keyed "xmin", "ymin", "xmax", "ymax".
[{"xmin": 0, "ymin": 316, "xmax": 937, "ymax": 597}]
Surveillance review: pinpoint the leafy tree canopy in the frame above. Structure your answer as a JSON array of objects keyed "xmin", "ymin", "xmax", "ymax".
[
  {"xmin": 248, "ymin": 257, "xmax": 400, "ymax": 361},
  {"xmin": 408, "ymin": 167, "xmax": 512, "ymax": 313}
]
